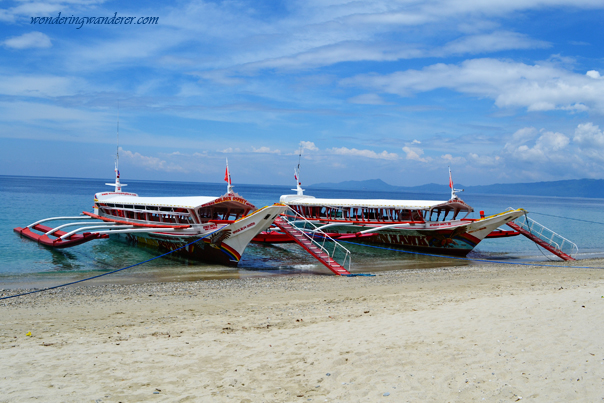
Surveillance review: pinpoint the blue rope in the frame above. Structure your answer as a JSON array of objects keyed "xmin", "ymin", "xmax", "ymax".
[
  {"xmin": 530, "ymin": 211, "xmax": 604, "ymax": 226},
  {"xmin": 343, "ymin": 273, "xmax": 375, "ymax": 277},
  {"xmin": 1, "ymin": 228, "xmax": 223, "ymax": 301}
]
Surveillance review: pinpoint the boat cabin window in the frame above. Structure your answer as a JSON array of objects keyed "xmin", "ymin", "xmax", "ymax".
[
  {"xmin": 289, "ymin": 205, "xmax": 426, "ymax": 223},
  {"xmin": 98, "ymin": 203, "xmax": 195, "ymax": 224},
  {"xmin": 428, "ymin": 207, "xmax": 468, "ymax": 222}
]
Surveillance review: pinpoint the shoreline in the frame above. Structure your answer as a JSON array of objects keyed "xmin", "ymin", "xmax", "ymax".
[
  {"xmin": 2, "ymin": 260, "xmax": 604, "ymax": 401},
  {"xmin": 3, "ymin": 246, "xmax": 600, "ymax": 292}
]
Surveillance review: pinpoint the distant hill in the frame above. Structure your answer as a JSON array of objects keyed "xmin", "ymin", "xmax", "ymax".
[
  {"xmin": 308, "ymin": 178, "xmax": 604, "ymax": 199},
  {"xmin": 467, "ymin": 179, "xmax": 604, "ymax": 198}
]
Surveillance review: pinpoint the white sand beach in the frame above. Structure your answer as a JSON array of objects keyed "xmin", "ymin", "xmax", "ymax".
[{"xmin": 2, "ymin": 260, "xmax": 604, "ymax": 402}]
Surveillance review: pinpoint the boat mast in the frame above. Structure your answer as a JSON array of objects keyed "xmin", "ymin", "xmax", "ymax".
[
  {"xmin": 293, "ymin": 145, "xmax": 304, "ymax": 196},
  {"xmin": 225, "ymin": 158, "xmax": 234, "ymax": 194},
  {"xmin": 448, "ymin": 166, "xmax": 462, "ymax": 200},
  {"xmin": 105, "ymin": 103, "xmax": 127, "ymax": 193}
]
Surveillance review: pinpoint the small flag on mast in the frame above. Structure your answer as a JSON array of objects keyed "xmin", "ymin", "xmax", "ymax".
[
  {"xmin": 449, "ymin": 167, "xmax": 453, "ymax": 189},
  {"xmin": 225, "ymin": 159, "xmax": 231, "ymax": 185}
]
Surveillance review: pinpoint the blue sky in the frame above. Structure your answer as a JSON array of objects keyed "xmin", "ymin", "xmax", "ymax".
[{"xmin": 1, "ymin": 0, "xmax": 604, "ymax": 187}]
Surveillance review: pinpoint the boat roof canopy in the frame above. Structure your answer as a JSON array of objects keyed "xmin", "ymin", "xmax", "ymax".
[
  {"xmin": 281, "ymin": 195, "xmax": 473, "ymax": 212},
  {"xmin": 95, "ymin": 193, "xmax": 256, "ymax": 210}
]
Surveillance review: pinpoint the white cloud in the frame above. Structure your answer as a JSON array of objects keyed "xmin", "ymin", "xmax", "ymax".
[
  {"xmin": 0, "ymin": 100, "xmax": 100, "ymax": 122},
  {"xmin": 467, "ymin": 153, "xmax": 499, "ymax": 166},
  {"xmin": 0, "ymin": 75, "xmax": 86, "ymax": 97},
  {"xmin": 441, "ymin": 153, "xmax": 467, "ymax": 165},
  {"xmin": 194, "ymin": 70, "xmax": 245, "ymax": 86},
  {"xmin": 504, "ymin": 128, "xmax": 570, "ymax": 162},
  {"xmin": 0, "ymin": 1, "xmax": 106, "ymax": 23},
  {"xmin": 252, "ymin": 146, "xmax": 281, "ymax": 154},
  {"xmin": 504, "ymin": 127, "xmax": 539, "ymax": 151},
  {"xmin": 329, "ymin": 147, "xmax": 398, "ymax": 160},
  {"xmin": 436, "ymin": 31, "xmax": 550, "ymax": 56},
  {"xmin": 586, "ymin": 70, "xmax": 601, "ymax": 79},
  {"xmin": 574, "ymin": 122, "xmax": 604, "ymax": 147},
  {"xmin": 573, "ymin": 123, "xmax": 604, "ymax": 161},
  {"xmin": 342, "ymin": 58, "xmax": 604, "ymax": 113},
  {"xmin": 242, "ymin": 42, "xmax": 423, "ymax": 72},
  {"xmin": 120, "ymin": 148, "xmax": 187, "ymax": 172},
  {"xmin": 348, "ymin": 93, "xmax": 390, "ymax": 105},
  {"xmin": 222, "ymin": 30, "xmax": 547, "ymax": 75},
  {"xmin": 344, "ymin": 0, "xmax": 604, "ymax": 26},
  {"xmin": 402, "ymin": 145, "xmax": 429, "ymax": 162},
  {"xmin": 299, "ymin": 141, "xmax": 318, "ymax": 152},
  {"xmin": 219, "ymin": 147, "xmax": 241, "ymax": 153},
  {"xmin": 3, "ymin": 32, "xmax": 52, "ymax": 49}
]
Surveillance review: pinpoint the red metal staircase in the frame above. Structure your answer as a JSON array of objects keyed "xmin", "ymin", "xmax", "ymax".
[
  {"xmin": 273, "ymin": 216, "xmax": 352, "ymax": 275},
  {"xmin": 506, "ymin": 212, "xmax": 577, "ymax": 261}
]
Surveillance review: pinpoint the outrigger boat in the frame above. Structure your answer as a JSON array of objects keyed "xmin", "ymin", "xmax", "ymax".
[
  {"xmin": 14, "ymin": 161, "xmax": 287, "ymax": 266},
  {"xmin": 255, "ymin": 167, "xmax": 526, "ymax": 257}
]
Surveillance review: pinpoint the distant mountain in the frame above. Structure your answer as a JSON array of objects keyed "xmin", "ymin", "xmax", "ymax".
[
  {"xmin": 467, "ymin": 179, "xmax": 604, "ymax": 198},
  {"xmin": 308, "ymin": 178, "xmax": 604, "ymax": 199}
]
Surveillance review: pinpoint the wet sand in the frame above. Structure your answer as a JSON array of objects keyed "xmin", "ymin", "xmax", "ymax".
[{"xmin": 2, "ymin": 259, "xmax": 604, "ymax": 402}]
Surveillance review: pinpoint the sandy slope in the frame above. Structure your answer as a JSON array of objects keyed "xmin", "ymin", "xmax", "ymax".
[{"xmin": 2, "ymin": 261, "xmax": 604, "ymax": 402}]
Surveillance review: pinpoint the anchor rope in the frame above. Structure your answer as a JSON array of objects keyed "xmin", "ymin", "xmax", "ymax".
[
  {"xmin": 530, "ymin": 211, "xmax": 604, "ymax": 225},
  {"xmin": 1, "ymin": 228, "xmax": 223, "ymax": 301}
]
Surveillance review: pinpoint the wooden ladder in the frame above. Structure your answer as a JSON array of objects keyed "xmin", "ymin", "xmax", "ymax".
[{"xmin": 273, "ymin": 216, "xmax": 351, "ymax": 275}]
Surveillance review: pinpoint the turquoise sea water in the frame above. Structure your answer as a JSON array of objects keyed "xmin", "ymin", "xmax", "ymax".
[{"xmin": 2, "ymin": 175, "xmax": 604, "ymax": 287}]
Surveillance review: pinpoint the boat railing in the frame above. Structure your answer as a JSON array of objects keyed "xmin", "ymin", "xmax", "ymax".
[
  {"xmin": 26, "ymin": 215, "xmax": 92, "ymax": 228},
  {"xmin": 281, "ymin": 208, "xmax": 352, "ymax": 272},
  {"xmin": 509, "ymin": 208, "xmax": 578, "ymax": 258}
]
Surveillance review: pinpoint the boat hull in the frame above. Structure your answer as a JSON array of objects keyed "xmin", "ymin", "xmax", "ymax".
[
  {"xmin": 301, "ymin": 209, "xmax": 526, "ymax": 257},
  {"xmin": 112, "ymin": 231, "xmax": 243, "ymax": 266},
  {"xmin": 110, "ymin": 204, "xmax": 288, "ymax": 266}
]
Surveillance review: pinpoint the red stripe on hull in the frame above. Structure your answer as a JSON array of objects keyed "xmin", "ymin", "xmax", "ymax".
[{"xmin": 252, "ymin": 231, "xmax": 294, "ymax": 243}]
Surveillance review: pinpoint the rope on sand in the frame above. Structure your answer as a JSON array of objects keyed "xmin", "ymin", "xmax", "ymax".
[{"xmin": 1, "ymin": 228, "xmax": 223, "ymax": 301}]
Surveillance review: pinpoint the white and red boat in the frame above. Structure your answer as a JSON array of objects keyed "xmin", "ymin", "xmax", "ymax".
[
  {"xmin": 255, "ymin": 167, "xmax": 526, "ymax": 257},
  {"xmin": 14, "ymin": 161, "xmax": 287, "ymax": 266}
]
